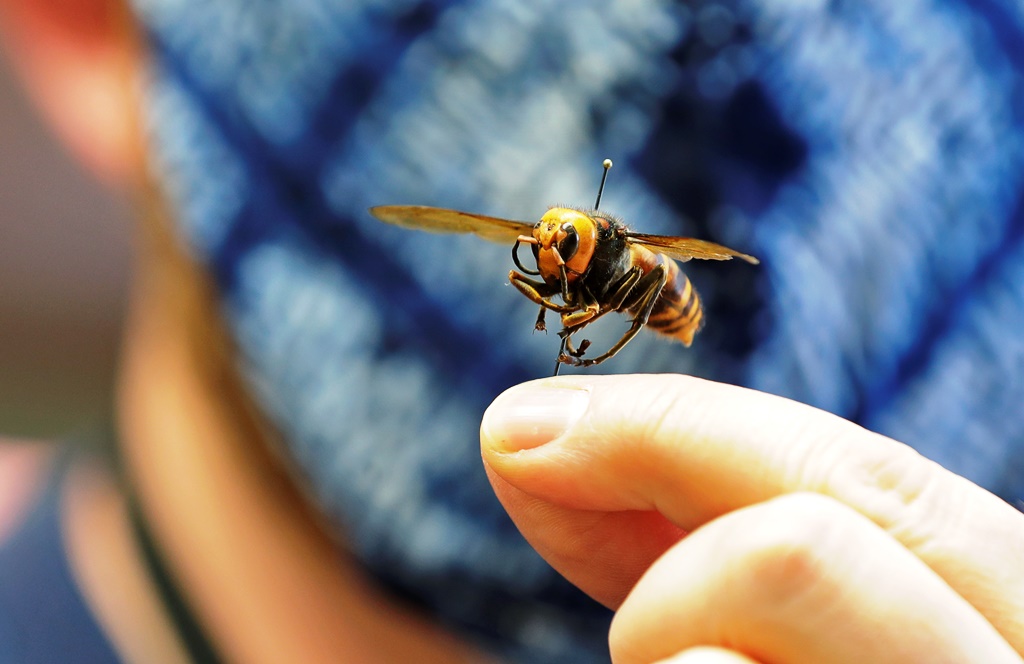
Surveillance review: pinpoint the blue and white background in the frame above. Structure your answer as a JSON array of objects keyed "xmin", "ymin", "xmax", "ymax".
[{"xmin": 131, "ymin": 0, "xmax": 1024, "ymax": 661}]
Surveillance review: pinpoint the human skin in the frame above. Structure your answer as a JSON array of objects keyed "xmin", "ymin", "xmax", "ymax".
[
  {"xmin": 481, "ymin": 375, "xmax": 1024, "ymax": 663},
  {"xmin": 0, "ymin": 1, "xmax": 484, "ymax": 662},
  {"xmin": 5, "ymin": 1, "xmax": 1024, "ymax": 662}
]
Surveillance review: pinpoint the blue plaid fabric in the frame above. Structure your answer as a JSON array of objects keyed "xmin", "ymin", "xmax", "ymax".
[{"xmin": 132, "ymin": 0, "xmax": 1024, "ymax": 661}]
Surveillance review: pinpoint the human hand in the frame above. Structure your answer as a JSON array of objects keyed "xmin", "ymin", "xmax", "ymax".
[{"xmin": 480, "ymin": 375, "xmax": 1024, "ymax": 663}]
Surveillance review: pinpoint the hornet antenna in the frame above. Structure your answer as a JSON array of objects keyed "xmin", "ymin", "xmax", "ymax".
[
  {"xmin": 553, "ymin": 158, "xmax": 614, "ymax": 376},
  {"xmin": 594, "ymin": 158, "xmax": 613, "ymax": 210}
]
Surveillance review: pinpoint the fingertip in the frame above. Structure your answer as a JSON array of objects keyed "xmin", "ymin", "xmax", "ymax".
[
  {"xmin": 481, "ymin": 373, "xmax": 713, "ymax": 453},
  {"xmin": 480, "ymin": 378, "xmax": 592, "ymax": 454}
]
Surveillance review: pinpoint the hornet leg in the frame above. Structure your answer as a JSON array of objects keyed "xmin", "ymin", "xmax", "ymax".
[
  {"xmin": 560, "ymin": 264, "xmax": 668, "ymax": 368},
  {"xmin": 558, "ymin": 267, "xmax": 643, "ymax": 336},
  {"xmin": 606, "ymin": 266, "xmax": 644, "ymax": 310},
  {"xmin": 552, "ymin": 336, "xmax": 567, "ymax": 376},
  {"xmin": 534, "ymin": 306, "xmax": 547, "ymax": 333},
  {"xmin": 509, "ymin": 271, "xmax": 576, "ymax": 315},
  {"xmin": 558, "ymin": 285, "xmax": 601, "ymax": 362},
  {"xmin": 554, "ymin": 268, "xmax": 642, "ymax": 364}
]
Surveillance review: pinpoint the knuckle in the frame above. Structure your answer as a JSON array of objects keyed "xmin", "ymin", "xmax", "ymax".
[
  {"xmin": 823, "ymin": 435, "xmax": 950, "ymax": 537},
  {"xmin": 730, "ymin": 493, "xmax": 853, "ymax": 606}
]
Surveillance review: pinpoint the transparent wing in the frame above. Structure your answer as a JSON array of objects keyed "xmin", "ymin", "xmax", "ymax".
[
  {"xmin": 369, "ymin": 205, "xmax": 534, "ymax": 244},
  {"xmin": 626, "ymin": 232, "xmax": 760, "ymax": 264}
]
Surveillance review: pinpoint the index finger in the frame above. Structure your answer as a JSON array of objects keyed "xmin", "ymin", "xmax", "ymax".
[{"xmin": 480, "ymin": 374, "xmax": 1024, "ymax": 648}]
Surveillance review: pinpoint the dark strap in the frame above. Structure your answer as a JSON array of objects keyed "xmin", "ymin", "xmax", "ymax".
[{"xmin": 124, "ymin": 485, "xmax": 224, "ymax": 664}]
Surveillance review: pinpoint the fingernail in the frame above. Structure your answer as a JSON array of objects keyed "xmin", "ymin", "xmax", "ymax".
[{"xmin": 482, "ymin": 384, "xmax": 591, "ymax": 451}]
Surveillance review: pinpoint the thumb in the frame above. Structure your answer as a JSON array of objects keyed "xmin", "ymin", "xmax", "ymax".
[
  {"xmin": 481, "ymin": 374, "xmax": 709, "ymax": 608},
  {"xmin": 479, "ymin": 373, "xmax": 1024, "ymax": 648}
]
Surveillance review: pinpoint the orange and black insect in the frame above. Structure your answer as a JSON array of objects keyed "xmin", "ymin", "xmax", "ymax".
[{"xmin": 369, "ymin": 160, "xmax": 759, "ymax": 374}]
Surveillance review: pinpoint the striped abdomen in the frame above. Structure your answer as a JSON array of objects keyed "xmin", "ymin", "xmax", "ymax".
[{"xmin": 628, "ymin": 245, "xmax": 703, "ymax": 346}]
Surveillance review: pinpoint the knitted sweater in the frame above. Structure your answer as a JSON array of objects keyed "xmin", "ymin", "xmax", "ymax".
[{"xmin": 134, "ymin": 1, "xmax": 1024, "ymax": 660}]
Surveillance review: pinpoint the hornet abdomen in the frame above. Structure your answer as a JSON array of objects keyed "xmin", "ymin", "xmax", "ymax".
[{"xmin": 627, "ymin": 244, "xmax": 703, "ymax": 346}]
